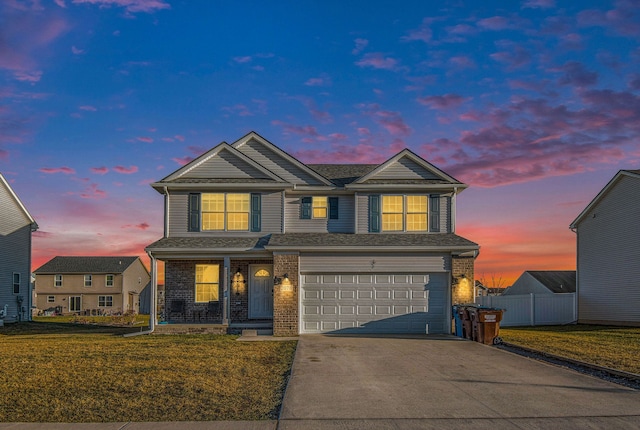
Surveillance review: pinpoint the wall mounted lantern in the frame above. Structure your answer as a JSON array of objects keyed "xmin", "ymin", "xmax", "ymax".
[
  {"xmin": 232, "ymin": 269, "xmax": 245, "ymax": 296},
  {"xmin": 274, "ymin": 273, "xmax": 293, "ymax": 293}
]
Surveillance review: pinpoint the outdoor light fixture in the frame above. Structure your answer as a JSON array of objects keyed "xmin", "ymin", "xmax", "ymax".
[
  {"xmin": 232, "ymin": 269, "xmax": 245, "ymax": 296},
  {"xmin": 280, "ymin": 274, "xmax": 293, "ymax": 293}
]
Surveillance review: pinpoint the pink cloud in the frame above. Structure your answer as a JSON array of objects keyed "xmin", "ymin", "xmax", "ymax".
[
  {"xmin": 490, "ymin": 46, "xmax": 532, "ymax": 70},
  {"xmin": 71, "ymin": 0, "xmax": 170, "ymax": 13},
  {"xmin": 79, "ymin": 183, "xmax": 107, "ymax": 199},
  {"xmin": 13, "ymin": 71, "xmax": 42, "ymax": 83},
  {"xmin": 449, "ymin": 56, "xmax": 476, "ymax": 69},
  {"xmin": 187, "ymin": 146, "xmax": 207, "ymax": 156},
  {"xmin": 79, "ymin": 105, "xmax": 97, "ymax": 111},
  {"xmin": 402, "ymin": 18, "xmax": 433, "ymax": 43},
  {"xmin": 417, "ymin": 94, "xmax": 466, "ymax": 110},
  {"xmin": 136, "ymin": 136, "xmax": 153, "ymax": 143},
  {"xmin": 477, "ymin": 16, "xmax": 512, "ymax": 31},
  {"xmin": 172, "ymin": 156, "xmax": 193, "ymax": 166},
  {"xmin": 522, "ymin": 0, "xmax": 555, "ymax": 8},
  {"xmin": 90, "ymin": 166, "xmax": 109, "ymax": 175},
  {"xmin": 355, "ymin": 53, "xmax": 400, "ymax": 71},
  {"xmin": 71, "ymin": 46, "xmax": 84, "ymax": 54},
  {"xmin": 174, "ymin": 134, "xmax": 185, "ymax": 142},
  {"xmin": 40, "ymin": 167, "xmax": 76, "ymax": 174},
  {"xmin": 113, "ymin": 165, "xmax": 138, "ymax": 174},
  {"xmin": 359, "ymin": 104, "xmax": 412, "ymax": 137},
  {"xmin": 294, "ymin": 142, "xmax": 387, "ymax": 164},
  {"xmin": 352, "ymin": 38, "xmax": 368, "ymax": 55},
  {"xmin": 222, "ymin": 104, "xmax": 253, "ymax": 117},
  {"xmin": 122, "ymin": 222, "xmax": 149, "ymax": 230},
  {"xmin": 305, "ymin": 76, "xmax": 332, "ymax": 87},
  {"xmin": 0, "ymin": 149, "xmax": 8, "ymax": 160},
  {"xmin": 554, "ymin": 61, "xmax": 598, "ymax": 87}
]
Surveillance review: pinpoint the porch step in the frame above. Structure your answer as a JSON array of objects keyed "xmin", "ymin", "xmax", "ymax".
[{"xmin": 241, "ymin": 329, "xmax": 274, "ymax": 336}]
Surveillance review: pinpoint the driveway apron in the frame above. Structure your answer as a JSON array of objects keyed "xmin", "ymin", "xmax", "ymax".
[{"xmin": 280, "ymin": 335, "xmax": 640, "ymax": 422}]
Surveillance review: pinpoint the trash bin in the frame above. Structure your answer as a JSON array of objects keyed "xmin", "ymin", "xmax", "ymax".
[
  {"xmin": 476, "ymin": 308, "xmax": 504, "ymax": 345},
  {"xmin": 461, "ymin": 307, "xmax": 473, "ymax": 340},
  {"xmin": 452, "ymin": 305, "xmax": 463, "ymax": 337}
]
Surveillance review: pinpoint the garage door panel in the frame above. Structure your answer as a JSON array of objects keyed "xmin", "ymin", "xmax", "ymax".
[{"xmin": 301, "ymin": 272, "xmax": 448, "ymax": 334}]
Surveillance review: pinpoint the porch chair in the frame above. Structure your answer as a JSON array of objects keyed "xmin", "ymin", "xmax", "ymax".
[
  {"xmin": 206, "ymin": 301, "xmax": 220, "ymax": 321},
  {"xmin": 168, "ymin": 299, "xmax": 185, "ymax": 321}
]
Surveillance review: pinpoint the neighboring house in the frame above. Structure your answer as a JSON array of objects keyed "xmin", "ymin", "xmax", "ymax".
[
  {"xmin": 146, "ymin": 131, "xmax": 479, "ymax": 335},
  {"xmin": 34, "ymin": 256, "xmax": 150, "ymax": 315},
  {"xmin": 570, "ymin": 170, "xmax": 640, "ymax": 326},
  {"xmin": 502, "ymin": 271, "xmax": 576, "ymax": 296},
  {"xmin": 0, "ymin": 173, "xmax": 38, "ymax": 323}
]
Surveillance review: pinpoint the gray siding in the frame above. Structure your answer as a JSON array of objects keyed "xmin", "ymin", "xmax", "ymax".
[
  {"xmin": 364, "ymin": 157, "xmax": 441, "ymax": 181},
  {"xmin": 0, "ymin": 225, "xmax": 32, "ymax": 322},
  {"xmin": 235, "ymin": 139, "xmax": 324, "ymax": 185},
  {"xmin": 577, "ymin": 175, "xmax": 640, "ymax": 324},
  {"xmin": 180, "ymin": 149, "xmax": 271, "ymax": 179},
  {"xmin": 0, "ymin": 184, "xmax": 31, "ymax": 236},
  {"xmin": 502, "ymin": 273, "xmax": 553, "ymax": 296},
  {"xmin": 300, "ymin": 253, "xmax": 450, "ymax": 273},
  {"xmin": 356, "ymin": 193, "xmax": 451, "ymax": 234},
  {"xmin": 168, "ymin": 191, "xmax": 282, "ymax": 236},
  {"xmin": 285, "ymin": 195, "xmax": 354, "ymax": 233}
]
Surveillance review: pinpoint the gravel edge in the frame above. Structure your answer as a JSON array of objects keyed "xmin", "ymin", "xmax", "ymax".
[{"xmin": 497, "ymin": 342, "xmax": 640, "ymax": 390}]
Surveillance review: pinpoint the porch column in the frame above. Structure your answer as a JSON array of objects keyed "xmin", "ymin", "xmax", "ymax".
[{"xmin": 223, "ymin": 257, "xmax": 230, "ymax": 325}]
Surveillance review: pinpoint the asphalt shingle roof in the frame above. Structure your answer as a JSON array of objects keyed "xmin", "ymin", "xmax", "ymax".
[
  {"xmin": 145, "ymin": 233, "xmax": 478, "ymax": 252},
  {"xmin": 35, "ymin": 256, "xmax": 140, "ymax": 274},
  {"xmin": 307, "ymin": 164, "xmax": 378, "ymax": 186},
  {"xmin": 527, "ymin": 271, "xmax": 576, "ymax": 293}
]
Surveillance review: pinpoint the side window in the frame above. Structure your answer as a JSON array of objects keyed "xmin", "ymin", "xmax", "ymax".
[
  {"xmin": 13, "ymin": 273, "xmax": 20, "ymax": 294},
  {"xmin": 84, "ymin": 275, "xmax": 92, "ymax": 287},
  {"xmin": 106, "ymin": 274, "xmax": 114, "ymax": 287},
  {"xmin": 54, "ymin": 274, "xmax": 63, "ymax": 287}
]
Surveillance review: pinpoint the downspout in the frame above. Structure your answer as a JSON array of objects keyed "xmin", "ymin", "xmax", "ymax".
[
  {"xmin": 124, "ymin": 251, "xmax": 157, "ymax": 337},
  {"xmin": 164, "ymin": 186, "xmax": 169, "ymax": 238}
]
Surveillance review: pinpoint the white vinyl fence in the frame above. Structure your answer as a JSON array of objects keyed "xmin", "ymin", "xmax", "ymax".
[{"xmin": 475, "ymin": 293, "xmax": 576, "ymax": 327}]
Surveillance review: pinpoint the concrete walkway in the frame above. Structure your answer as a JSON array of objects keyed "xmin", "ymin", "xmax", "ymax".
[{"xmin": 2, "ymin": 334, "xmax": 640, "ymax": 429}]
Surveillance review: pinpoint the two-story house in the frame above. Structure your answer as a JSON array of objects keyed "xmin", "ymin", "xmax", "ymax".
[
  {"xmin": 570, "ymin": 170, "xmax": 640, "ymax": 326},
  {"xmin": 0, "ymin": 173, "xmax": 38, "ymax": 323},
  {"xmin": 146, "ymin": 132, "xmax": 479, "ymax": 336},
  {"xmin": 34, "ymin": 256, "xmax": 150, "ymax": 315}
]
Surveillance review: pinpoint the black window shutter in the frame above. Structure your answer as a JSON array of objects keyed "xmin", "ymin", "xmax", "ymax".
[
  {"xmin": 188, "ymin": 193, "xmax": 201, "ymax": 232},
  {"xmin": 301, "ymin": 197, "xmax": 312, "ymax": 219},
  {"xmin": 328, "ymin": 197, "xmax": 339, "ymax": 220},
  {"xmin": 429, "ymin": 195, "xmax": 440, "ymax": 232},
  {"xmin": 369, "ymin": 195, "xmax": 381, "ymax": 233},
  {"xmin": 251, "ymin": 193, "xmax": 261, "ymax": 232}
]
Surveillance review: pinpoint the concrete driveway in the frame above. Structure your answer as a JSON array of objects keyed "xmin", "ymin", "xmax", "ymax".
[{"xmin": 279, "ymin": 335, "xmax": 640, "ymax": 429}]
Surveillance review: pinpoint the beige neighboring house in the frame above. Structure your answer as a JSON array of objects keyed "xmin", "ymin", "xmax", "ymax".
[{"xmin": 34, "ymin": 256, "xmax": 150, "ymax": 315}]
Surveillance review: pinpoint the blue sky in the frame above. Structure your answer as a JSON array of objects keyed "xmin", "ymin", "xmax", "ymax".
[{"xmin": 2, "ymin": 0, "xmax": 639, "ymax": 285}]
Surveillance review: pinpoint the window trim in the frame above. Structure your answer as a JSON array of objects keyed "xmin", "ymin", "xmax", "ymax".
[
  {"xmin": 200, "ymin": 193, "xmax": 251, "ymax": 232},
  {"xmin": 13, "ymin": 272, "xmax": 20, "ymax": 294},
  {"xmin": 195, "ymin": 264, "xmax": 220, "ymax": 303},
  {"xmin": 376, "ymin": 194, "xmax": 431, "ymax": 233},
  {"xmin": 106, "ymin": 274, "xmax": 114, "ymax": 287},
  {"xmin": 98, "ymin": 295, "xmax": 113, "ymax": 307},
  {"xmin": 84, "ymin": 274, "xmax": 92, "ymax": 287},
  {"xmin": 312, "ymin": 196, "xmax": 328, "ymax": 219},
  {"xmin": 54, "ymin": 274, "xmax": 63, "ymax": 288},
  {"xmin": 47, "ymin": 296, "xmax": 55, "ymax": 303}
]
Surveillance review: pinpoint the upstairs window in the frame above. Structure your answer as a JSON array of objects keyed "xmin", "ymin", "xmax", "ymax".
[
  {"xmin": 301, "ymin": 196, "xmax": 339, "ymax": 220},
  {"xmin": 84, "ymin": 275, "xmax": 92, "ymax": 287},
  {"xmin": 313, "ymin": 197, "xmax": 327, "ymax": 218},
  {"xmin": 54, "ymin": 275, "xmax": 63, "ymax": 287},
  {"xmin": 189, "ymin": 193, "xmax": 261, "ymax": 232},
  {"xmin": 371, "ymin": 195, "xmax": 436, "ymax": 233},
  {"xmin": 106, "ymin": 274, "xmax": 114, "ymax": 287}
]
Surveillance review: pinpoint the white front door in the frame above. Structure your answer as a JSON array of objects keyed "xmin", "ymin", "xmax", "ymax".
[{"xmin": 249, "ymin": 265, "xmax": 274, "ymax": 319}]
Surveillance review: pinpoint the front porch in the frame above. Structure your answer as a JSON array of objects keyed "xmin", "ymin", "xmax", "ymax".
[{"xmin": 154, "ymin": 320, "xmax": 273, "ymax": 335}]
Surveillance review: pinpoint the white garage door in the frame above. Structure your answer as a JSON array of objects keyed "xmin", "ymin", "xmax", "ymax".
[{"xmin": 301, "ymin": 272, "xmax": 448, "ymax": 334}]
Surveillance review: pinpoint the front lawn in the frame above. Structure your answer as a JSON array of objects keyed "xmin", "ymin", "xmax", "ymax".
[
  {"xmin": 500, "ymin": 325, "xmax": 640, "ymax": 374},
  {"xmin": 0, "ymin": 322, "xmax": 297, "ymax": 422}
]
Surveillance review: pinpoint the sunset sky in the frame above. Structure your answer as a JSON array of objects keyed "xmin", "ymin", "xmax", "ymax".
[{"xmin": 2, "ymin": 0, "xmax": 639, "ymax": 286}]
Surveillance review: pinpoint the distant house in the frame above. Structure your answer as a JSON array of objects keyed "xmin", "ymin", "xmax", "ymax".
[
  {"xmin": 34, "ymin": 256, "xmax": 150, "ymax": 315},
  {"xmin": 0, "ymin": 173, "xmax": 38, "ymax": 323},
  {"xmin": 501, "ymin": 271, "xmax": 576, "ymax": 296},
  {"xmin": 570, "ymin": 170, "xmax": 640, "ymax": 326}
]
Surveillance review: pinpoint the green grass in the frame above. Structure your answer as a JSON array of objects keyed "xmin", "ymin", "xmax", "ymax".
[
  {"xmin": 0, "ymin": 321, "xmax": 297, "ymax": 422},
  {"xmin": 500, "ymin": 325, "xmax": 640, "ymax": 374}
]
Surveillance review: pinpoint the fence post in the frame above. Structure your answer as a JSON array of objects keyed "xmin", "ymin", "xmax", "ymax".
[{"xmin": 530, "ymin": 293, "xmax": 535, "ymax": 326}]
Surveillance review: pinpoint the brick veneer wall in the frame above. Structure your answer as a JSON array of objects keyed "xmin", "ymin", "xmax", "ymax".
[
  {"xmin": 451, "ymin": 256, "xmax": 475, "ymax": 304},
  {"xmin": 273, "ymin": 253, "xmax": 299, "ymax": 336},
  {"xmin": 165, "ymin": 260, "xmax": 223, "ymax": 323}
]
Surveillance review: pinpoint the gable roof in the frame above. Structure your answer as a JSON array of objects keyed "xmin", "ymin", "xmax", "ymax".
[
  {"xmin": 348, "ymin": 149, "xmax": 467, "ymax": 190},
  {"xmin": 570, "ymin": 170, "xmax": 640, "ymax": 229},
  {"xmin": 232, "ymin": 131, "xmax": 334, "ymax": 186},
  {"xmin": 0, "ymin": 173, "xmax": 38, "ymax": 234},
  {"xmin": 34, "ymin": 256, "xmax": 143, "ymax": 274},
  {"xmin": 527, "ymin": 271, "xmax": 576, "ymax": 293},
  {"xmin": 152, "ymin": 142, "xmax": 286, "ymax": 191}
]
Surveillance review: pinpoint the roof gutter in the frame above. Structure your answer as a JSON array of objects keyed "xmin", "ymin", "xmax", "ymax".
[{"xmin": 124, "ymin": 251, "xmax": 157, "ymax": 337}]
